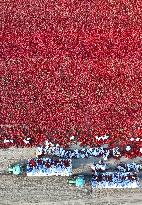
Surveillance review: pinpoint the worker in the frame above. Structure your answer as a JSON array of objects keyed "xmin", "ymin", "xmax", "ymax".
[{"xmin": 36, "ymin": 145, "xmax": 44, "ymax": 158}]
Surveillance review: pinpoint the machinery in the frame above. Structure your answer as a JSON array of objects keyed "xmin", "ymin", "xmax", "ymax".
[
  {"xmin": 7, "ymin": 157, "xmax": 72, "ymax": 176},
  {"xmin": 8, "ymin": 163, "xmax": 23, "ymax": 175},
  {"xmin": 68, "ymin": 175, "xmax": 85, "ymax": 187}
]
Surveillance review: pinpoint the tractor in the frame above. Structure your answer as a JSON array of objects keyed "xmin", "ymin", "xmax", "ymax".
[
  {"xmin": 8, "ymin": 163, "xmax": 23, "ymax": 175},
  {"xmin": 68, "ymin": 175, "xmax": 85, "ymax": 187}
]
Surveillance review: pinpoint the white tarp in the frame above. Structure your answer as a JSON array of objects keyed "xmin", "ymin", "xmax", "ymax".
[
  {"xmin": 92, "ymin": 172, "xmax": 140, "ymax": 188},
  {"xmin": 26, "ymin": 158, "xmax": 72, "ymax": 176},
  {"xmin": 36, "ymin": 140, "xmax": 142, "ymax": 160},
  {"xmin": 39, "ymin": 141, "xmax": 116, "ymax": 160}
]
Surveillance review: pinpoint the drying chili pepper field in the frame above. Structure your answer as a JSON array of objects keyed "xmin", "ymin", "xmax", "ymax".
[{"xmin": 0, "ymin": 0, "xmax": 142, "ymax": 158}]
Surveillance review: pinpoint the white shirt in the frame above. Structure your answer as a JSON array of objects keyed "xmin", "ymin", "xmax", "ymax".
[
  {"xmin": 4, "ymin": 139, "xmax": 13, "ymax": 143},
  {"xmin": 70, "ymin": 136, "xmax": 75, "ymax": 140},
  {"xmin": 61, "ymin": 150, "xmax": 65, "ymax": 157},
  {"xmin": 23, "ymin": 139, "xmax": 30, "ymax": 144},
  {"xmin": 126, "ymin": 145, "xmax": 131, "ymax": 151},
  {"xmin": 92, "ymin": 149, "xmax": 97, "ymax": 156}
]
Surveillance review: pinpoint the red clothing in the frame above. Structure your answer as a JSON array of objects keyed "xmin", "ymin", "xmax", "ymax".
[
  {"xmin": 29, "ymin": 159, "xmax": 36, "ymax": 167},
  {"xmin": 45, "ymin": 162, "xmax": 51, "ymax": 168}
]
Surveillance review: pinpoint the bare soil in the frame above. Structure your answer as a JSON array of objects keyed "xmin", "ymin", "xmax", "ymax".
[{"xmin": 0, "ymin": 147, "xmax": 142, "ymax": 205}]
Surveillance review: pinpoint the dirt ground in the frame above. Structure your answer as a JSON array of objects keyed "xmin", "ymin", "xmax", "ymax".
[{"xmin": 0, "ymin": 147, "xmax": 142, "ymax": 205}]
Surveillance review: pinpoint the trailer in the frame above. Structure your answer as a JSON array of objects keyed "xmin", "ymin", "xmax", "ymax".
[
  {"xmin": 91, "ymin": 171, "xmax": 140, "ymax": 189},
  {"xmin": 26, "ymin": 157, "xmax": 72, "ymax": 176},
  {"xmin": 7, "ymin": 158, "xmax": 72, "ymax": 177}
]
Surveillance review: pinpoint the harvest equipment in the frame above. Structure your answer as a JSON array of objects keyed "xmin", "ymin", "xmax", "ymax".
[
  {"xmin": 68, "ymin": 175, "xmax": 85, "ymax": 187},
  {"xmin": 8, "ymin": 163, "xmax": 23, "ymax": 175}
]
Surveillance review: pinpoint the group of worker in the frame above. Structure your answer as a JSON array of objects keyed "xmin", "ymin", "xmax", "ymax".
[
  {"xmin": 92, "ymin": 171, "xmax": 140, "ymax": 188},
  {"xmin": 37, "ymin": 140, "xmax": 122, "ymax": 160},
  {"xmin": 1, "ymin": 126, "xmax": 142, "ymax": 159},
  {"xmin": 91, "ymin": 160, "xmax": 141, "ymax": 188},
  {"xmin": 27, "ymin": 157, "xmax": 72, "ymax": 176},
  {"xmin": 116, "ymin": 162, "xmax": 141, "ymax": 172}
]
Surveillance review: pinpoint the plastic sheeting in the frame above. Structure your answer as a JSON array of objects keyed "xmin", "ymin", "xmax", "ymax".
[
  {"xmin": 36, "ymin": 140, "xmax": 142, "ymax": 160},
  {"xmin": 92, "ymin": 172, "xmax": 140, "ymax": 188},
  {"xmin": 26, "ymin": 158, "xmax": 72, "ymax": 176},
  {"xmin": 38, "ymin": 141, "xmax": 120, "ymax": 160}
]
